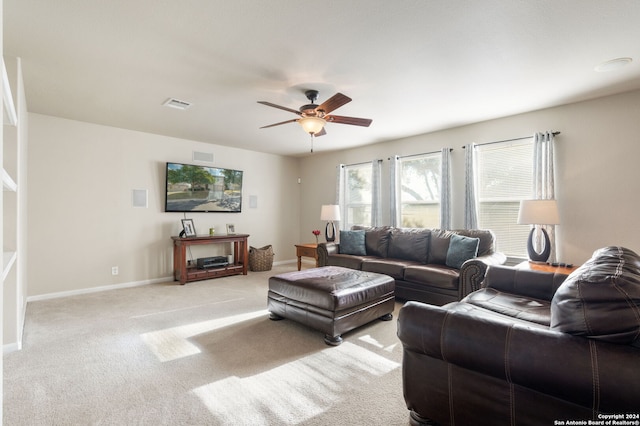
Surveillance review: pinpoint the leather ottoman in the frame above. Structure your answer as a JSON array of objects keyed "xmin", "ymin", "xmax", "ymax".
[{"xmin": 268, "ymin": 266, "xmax": 395, "ymax": 345}]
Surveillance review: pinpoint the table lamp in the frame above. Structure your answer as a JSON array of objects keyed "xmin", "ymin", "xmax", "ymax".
[
  {"xmin": 517, "ymin": 199, "xmax": 560, "ymax": 263},
  {"xmin": 320, "ymin": 205, "xmax": 341, "ymax": 242}
]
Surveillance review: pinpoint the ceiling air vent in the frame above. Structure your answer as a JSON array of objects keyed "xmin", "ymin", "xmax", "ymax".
[{"xmin": 163, "ymin": 98, "xmax": 192, "ymax": 110}]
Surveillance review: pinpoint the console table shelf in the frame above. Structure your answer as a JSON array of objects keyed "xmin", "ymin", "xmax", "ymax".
[{"xmin": 172, "ymin": 234, "xmax": 249, "ymax": 285}]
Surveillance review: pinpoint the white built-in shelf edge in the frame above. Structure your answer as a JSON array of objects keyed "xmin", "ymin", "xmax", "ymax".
[
  {"xmin": 2, "ymin": 168, "xmax": 17, "ymax": 192},
  {"xmin": 3, "ymin": 251, "xmax": 17, "ymax": 282},
  {"xmin": 2, "ymin": 58, "xmax": 18, "ymax": 126}
]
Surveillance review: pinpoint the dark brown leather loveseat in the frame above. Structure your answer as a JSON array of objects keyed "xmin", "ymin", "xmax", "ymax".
[
  {"xmin": 317, "ymin": 226, "xmax": 506, "ymax": 305},
  {"xmin": 397, "ymin": 246, "xmax": 640, "ymax": 425}
]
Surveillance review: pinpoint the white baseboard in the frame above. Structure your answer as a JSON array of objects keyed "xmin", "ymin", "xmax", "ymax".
[
  {"xmin": 3, "ymin": 341, "xmax": 22, "ymax": 354},
  {"xmin": 272, "ymin": 259, "xmax": 298, "ymax": 266},
  {"xmin": 26, "ymin": 276, "xmax": 175, "ymax": 303},
  {"xmin": 25, "ymin": 260, "xmax": 307, "ymax": 304},
  {"xmin": 25, "ymin": 262, "xmax": 304, "ymax": 304}
]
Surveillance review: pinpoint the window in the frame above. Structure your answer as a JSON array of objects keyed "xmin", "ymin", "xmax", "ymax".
[
  {"xmin": 343, "ymin": 163, "xmax": 373, "ymax": 229},
  {"xmin": 475, "ymin": 140, "xmax": 533, "ymax": 257},
  {"xmin": 398, "ymin": 153, "xmax": 441, "ymax": 228}
]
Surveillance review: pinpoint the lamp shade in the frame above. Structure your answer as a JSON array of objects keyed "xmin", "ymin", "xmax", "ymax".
[
  {"xmin": 299, "ymin": 116, "xmax": 326, "ymax": 135},
  {"xmin": 517, "ymin": 199, "xmax": 560, "ymax": 225},
  {"xmin": 320, "ymin": 204, "xmax": 341, "ymax": 221}
]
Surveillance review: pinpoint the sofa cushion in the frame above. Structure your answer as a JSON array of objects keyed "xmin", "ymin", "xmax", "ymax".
[
  {"xmin": 362, "ymin": 258, "xmax": 419, "ymax": 280},
  {"xmin": 482, "ymin": 264, "xmax": 568, "ymax": 302},
  {"xmin": 428, "ymin": 229, "xmax": 454, "ymax": 264},
  {"xmin": 445, "ymin": 234, "xmax": 480, "ymax": 269},
  {"xmin": 327, "ymin": 254, "xmax": 373, "ymax": 270},
  {"xmin": 352, "ymin": 226, "xmax": 391, "ymax": 257},
  {"xmin": 551, "ymin": 246, "xmax": 640, "ymax": 345},
  {"xmin": 464, "ymin": 288, "xmax": 552, "ymax": 325},
  {"xmin": 387, "ymin": 228, "xmax": 431, "ymax": 263},
  {"xmin": 403, "ymin": 264, "xmax": 460, "ymax": 290},
  {"xmin": 339, "ymin": 230, "xmax": 366, "ymax": 255}
]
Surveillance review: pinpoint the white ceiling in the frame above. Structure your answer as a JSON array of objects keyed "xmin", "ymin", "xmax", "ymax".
[{"xmin": 5, "ymin": 1, "xmax": 640, "ymax": 157}]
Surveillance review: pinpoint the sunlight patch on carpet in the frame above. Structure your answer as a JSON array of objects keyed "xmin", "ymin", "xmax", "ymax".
[
  {"xmin": 192, "ymin": 342, "xmax": 400, "ymax": 425},
  {"xmin": 140, "ymin": 310, "xmax": 267, "ymax": 362},
  {"xmin": 359, "ymin": 334, "xmax": 399, "ymax": 352}
]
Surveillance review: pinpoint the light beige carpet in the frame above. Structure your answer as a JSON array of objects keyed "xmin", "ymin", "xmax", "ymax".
[{"xmin": 4, "ymin": 264, "xmax": 410, "ymax": 425}]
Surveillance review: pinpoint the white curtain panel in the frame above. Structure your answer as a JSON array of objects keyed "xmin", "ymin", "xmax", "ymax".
[
  {"xmin": 336, "ymin": 164, "xmax": 346, "ymax": 231},
  {"xmin": 389, "ymin": 155, "xmax": 400, "ymax": 227},
  {"xmin": 464, "ymin": 144, "xmax": 479, "ymax": 229},
  {"xmin": 371, "ymin": 159, "xmax": 383, "ymax": 227},
  {"xmin": 533, "ymin": 132, "xmax": 557, "ymax": 262},
  {"xmin": 440, "ymin": 148, "xmax": 452, "ymax": 229}
]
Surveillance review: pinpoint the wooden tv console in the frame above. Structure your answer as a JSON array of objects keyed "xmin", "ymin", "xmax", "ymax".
[{"xmin": 172, "ymin": 234, "xmax": 250, "ymax": 285}]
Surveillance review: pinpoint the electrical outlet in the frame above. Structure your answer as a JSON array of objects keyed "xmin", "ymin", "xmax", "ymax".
[{"xmin": 111, "ymin": 266, "xmax": 119, "ymax": 276}]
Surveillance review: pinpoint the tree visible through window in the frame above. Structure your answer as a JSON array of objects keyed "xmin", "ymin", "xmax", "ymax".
[
  {"xmin": 398, "ymin": 153, "xmax": 441, "ymax": 228},
  {"xmin": 475, "ymin": 140, "xmax": 533, "ymax": 257}
]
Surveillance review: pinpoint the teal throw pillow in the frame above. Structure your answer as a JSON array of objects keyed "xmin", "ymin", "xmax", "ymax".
[
  {"xmin": 445, "ymin": 234, "xmax": 480, "ymax": 269},
  {"xmin": 339, "ymin": 230, "xmax": 366, "ymax": 255}
]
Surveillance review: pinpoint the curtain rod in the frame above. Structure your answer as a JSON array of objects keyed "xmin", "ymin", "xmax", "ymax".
[
  {"xmin": 341, "ymin": 159, "xmax": 383, "ymax": 168},
  {"xmin": 387, "ymin": 148, "xmax": 453, "ymax": 161},
  {"xmin": 463, "ymin": 131, "xmax": 561, "ymax": 148}
]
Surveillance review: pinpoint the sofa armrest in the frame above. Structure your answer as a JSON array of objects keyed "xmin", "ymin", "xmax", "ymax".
[
  {"xmin": 397, "ymin": 301, "xmax": 640, "ymax": 413},
  {"xmin": 458, "ymin": 251, "xmax": 507, "ymax": 298},
  {"xmin": 317, "ymin": 242, "xmax": 339, "ymax": 266}
]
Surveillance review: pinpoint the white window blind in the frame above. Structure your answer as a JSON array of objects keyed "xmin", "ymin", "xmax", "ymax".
[
  {"xmin": 475, "ymin": 140, "xmax": 533, "ymax": 256},
  {"xmin": 344, "ymin": 163, "xmax": 373, "ymax": 229},
  {"xmin": 398, "ymin": 153, "xmax": 441, "ymax": 228}
]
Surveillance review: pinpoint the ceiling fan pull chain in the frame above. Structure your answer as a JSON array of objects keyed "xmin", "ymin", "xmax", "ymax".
[{"xmin": 310, "ymin": 133, "xmax": 314, "ymax": 153}]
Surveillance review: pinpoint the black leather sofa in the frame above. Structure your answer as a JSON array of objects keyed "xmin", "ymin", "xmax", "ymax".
[
  {"xmin": 397, "ymin": 246, "xmax": 640, "ymax": 425},
  {"xmin": 317, "ymin": 226, "xmax": 506, "ymax": 305}
]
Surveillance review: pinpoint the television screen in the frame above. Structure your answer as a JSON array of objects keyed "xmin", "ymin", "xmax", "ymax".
[{"xmin": 165, "ymin": 162, "xmax": 243, "ymax": 213}]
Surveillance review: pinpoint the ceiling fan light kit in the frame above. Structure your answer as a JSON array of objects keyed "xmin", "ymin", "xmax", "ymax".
[
  {"xmin": 258, "ymin": 89, "xmax": 372, "ymax": 152},
  {"xmin": 299, "ymin": 116, "xmax": 326, "ymax": 135}
]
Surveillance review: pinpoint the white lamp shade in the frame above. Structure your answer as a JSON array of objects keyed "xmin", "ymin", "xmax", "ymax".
[
  {"xmin": 299, "ymin": 116, "xmax": 326, "ymax": 135},
  {"xmin": 320, "ymin": 204, "xmax": 341, "ymax": 221},
  {"xmin": 517, "ymin": 199, "xmax": 560, "ymax": 225}
]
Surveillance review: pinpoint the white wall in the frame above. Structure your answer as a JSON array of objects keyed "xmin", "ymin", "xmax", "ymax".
[
  {"xmin": 299, "ymin": 89, "xmax": 640, "ymax": 265},
  {"xmin": 27, "ymin": 113, "xmax": 300, "ymax": 297},
  {"xmin": 25, "ymin": 88, "xmax": 640, "ymax": 297}
]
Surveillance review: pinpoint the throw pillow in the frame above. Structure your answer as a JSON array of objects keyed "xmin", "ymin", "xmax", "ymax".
[
  {"xmin": 445, "ymin": 234, "xmax": 480, "ymax": 269},
  {"xmin": 339, "ymin": 230, "xmax": 366, "ymax": 255}
]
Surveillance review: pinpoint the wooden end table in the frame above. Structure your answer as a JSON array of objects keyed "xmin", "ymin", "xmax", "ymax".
[
  {"xmin": 516, "ymin": 261, "xmax": 578, "ymax": 275},
  {"xmin": 295, "ymin": 243, "xmax": 319, "ymax": 271}
]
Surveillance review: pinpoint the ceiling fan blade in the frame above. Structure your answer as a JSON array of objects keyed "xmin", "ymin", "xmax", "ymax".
[
  {"xmin": 259, "ymin": 118, "xmax": 298, "ymax": 129},
  {"xmin": 326, "ymin": 115, "xmax": 372, "ymax": 127},
  {"xmin": 315, "ymin": 127, "xmax": 327, "ymax": 137},
  {"xmin": 257, "ymin": 101, "xmax": 301, "ymax": 116},
  {"xmin": 317, "ymin": 93, "xmax": 351, "ymax": 114}
]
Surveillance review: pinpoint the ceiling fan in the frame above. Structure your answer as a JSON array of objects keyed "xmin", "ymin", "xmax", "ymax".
[{"xmin": 257, "ymin": 90, "xmax": 372, "ymax": 139}]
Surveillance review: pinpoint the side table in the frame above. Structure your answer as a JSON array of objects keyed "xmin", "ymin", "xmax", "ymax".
[
  {"xmin": 516, "ymin": 261, "xmax": 578, "ymax": 275},
  {"xmin": 295, "ymin": 243, "xmax": 319, "ymax": 271}
]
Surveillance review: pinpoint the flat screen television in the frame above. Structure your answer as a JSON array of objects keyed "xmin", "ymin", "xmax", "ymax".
[{"xmin": 164, "ymin": 162, "xmax": 243, "ymax": 213}]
